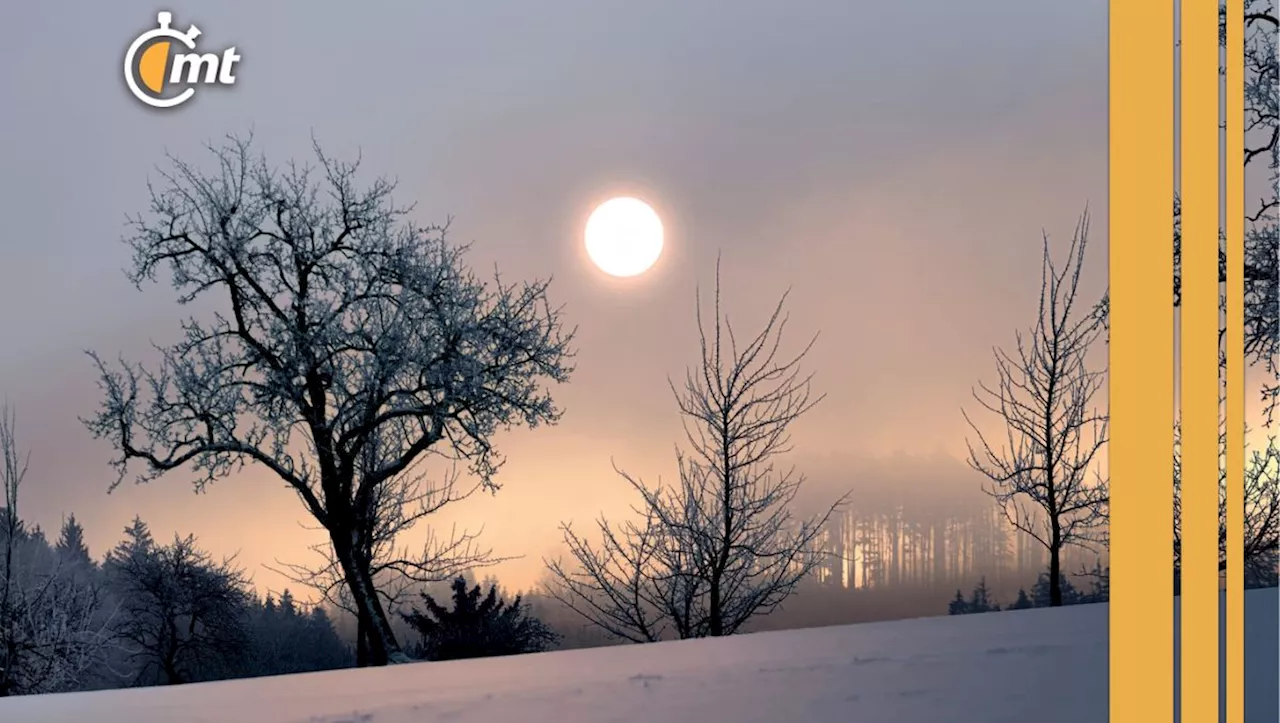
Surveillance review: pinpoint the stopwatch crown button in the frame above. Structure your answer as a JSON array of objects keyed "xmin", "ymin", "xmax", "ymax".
[{"xmin": 157, "ymin": 11, "xmax": 172, "ymax": 29}]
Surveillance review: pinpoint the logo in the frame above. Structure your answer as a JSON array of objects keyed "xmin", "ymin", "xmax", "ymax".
[{"xmin": 123, "ymin": 12, "xmax": 241, "ymax": 109}]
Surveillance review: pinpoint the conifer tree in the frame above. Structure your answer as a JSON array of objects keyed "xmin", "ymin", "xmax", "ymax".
[
  {"xmin": 403, "ymin": 577, "xmax": 558, "ymax": 661},
  {"xmin": 1032, "ymin": 571, "xmax": 1081, "ymax": 608},
  {"xmin": 968, "ymin": 576, "xmax": 999, "ymax": 613},
  {"xmin": 54, "ymin": 514, "xmax": 93, "ymax": 571},
  {"xmin": 1009, "ymin": 588, "xmax": 1034, "ymax": 610}
]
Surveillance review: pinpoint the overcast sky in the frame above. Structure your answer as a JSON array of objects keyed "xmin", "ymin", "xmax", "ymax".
[{"xmin": 0, "ymin": 0, "xmax": 1122, "ymax": 594}]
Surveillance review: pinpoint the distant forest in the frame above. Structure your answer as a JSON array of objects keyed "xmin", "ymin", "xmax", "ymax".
[
  {"xmin": 743, "ymin": 452, "xmax": 1105, "ymax": 630},
  {"xmin": 754, "ymin": 462, "xmax": 1105, "ymax": 632}
]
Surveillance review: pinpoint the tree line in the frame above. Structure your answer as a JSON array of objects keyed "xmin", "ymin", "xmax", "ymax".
[
  {"xmin": 1, "ymin": 405, "xmax": 562, "ymax": 697},
  {"xmin": 946, "ymin": 564, "xmax": 1111, "ymax": 617},
  {"xmin": 1, "ymin": 424, "xmax": 349, "ymax": 695}
]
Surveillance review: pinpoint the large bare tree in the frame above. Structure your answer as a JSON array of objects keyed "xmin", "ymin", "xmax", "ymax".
[
  {"xmin": 83, "ymin": 134, "xmax": 575, "ymax": 666},
  {"xmin": 1, "ymin": 405, "xmax": 114, "ymax": 696},
  {"xmin": 547, "ymin": 261, "xmax": 841, "ymax": 640},
  {"xmin": 964, "ymin": 214, "xmax": 1109, "ymax": 607}
]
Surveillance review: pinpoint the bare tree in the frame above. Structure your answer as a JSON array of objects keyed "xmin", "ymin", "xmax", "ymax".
[
  {"xmin": 0, "ymin": 405, "xmax": 114, "ymax": 696},
  {"xmin": 545, "ymin": 490, "xmax": 697, "ymax": 643},
  {"xmin": 83, "ymin": 134, "xmax": 575, "ymax": 666},
  {"xmin": 547, "ymin": 260, "xmax": 842, "ymax": 640},
  {"xmin": 964, "ymin": 213, "xmax": 1109, "ymax": 607},
  {"xmin": 104, "ymin": 525, "xmax": 253, "ymax": 685}
]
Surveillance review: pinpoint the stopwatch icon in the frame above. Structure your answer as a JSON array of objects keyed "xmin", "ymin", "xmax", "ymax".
[{"xmin": 123, "ymin": 12, "xmax": 203, "ymax": 109}]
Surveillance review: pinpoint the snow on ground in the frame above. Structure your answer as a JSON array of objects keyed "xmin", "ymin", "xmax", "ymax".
[{"xmin": 2, "ymin": 589, "xmax": 1275, "ymax": 723}]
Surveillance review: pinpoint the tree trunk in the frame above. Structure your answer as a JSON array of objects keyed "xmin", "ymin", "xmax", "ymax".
[
  {"xmin": 331, "ymin": 532, "xmax": 403, "ymax": 666},
  {"xmin": 162, "ymin": 647, "xmax": 182, "ymax": 685},
  {"xmin": 708, "ymin": 578, "xmax": 723, "ymax": 636},
  {"xmin": 1049, "ymin": 523, "xmax": 1063, "ymax": 607},
  {"xmin": 355, "ymin": 616, "xmax": 369, "ymax": 667}
]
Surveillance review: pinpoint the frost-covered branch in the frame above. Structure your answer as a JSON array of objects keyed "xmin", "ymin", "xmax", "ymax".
[
  {"xmin": 964, "ymin": 214, "xmax": 1109, "ymax": 607},
  {"xmin": 1, "ymin": 405, "xmax": 116, "ymax": 696},
  {"xmin": 83, "ymin": 133, "xmax": 575, "ymax": 665},
  {"xmin": 547, "ymin": 259, "xmax": 842, "ymax": 640}
]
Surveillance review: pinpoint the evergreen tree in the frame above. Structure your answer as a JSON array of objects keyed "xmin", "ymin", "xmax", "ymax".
[
  {"xmin": 1082, "ymin": 560, "xmax": 1109, "ymax": 603},
  {"xmin": 947, "ymin": 589, "xmax": 969, "ymax": 615},
  {"xmin": 1009, "ymin": 588, "xmax": 1034, "ymax": 610},
  {"xmin": 403, "ymin": 577, "xmax": 559, "ymax": 661},
  {"xmin": 1032, "ymin": 572, "xmax": 1082, "ymax": 607},
  {"xmin": 110, "ymin": 517, "xmax": 155, "ymax": 563},
  {"xmin": 299, "ymin": 606, "xmax": 352, "ymax": 671},
  {"xmin": 279, "ymin": 589, "xmax": 296, "ymax": 617},
  {"xmin": 246, "ymin": 591, "xmax": 351, "ymax": 676},
  {"xmin": 54, "ymin": 514, "xmax": 93, "ymax": 570},
  {"xmin": 967, "ymin": 576, "xmax": 999, "ymax": 613}
]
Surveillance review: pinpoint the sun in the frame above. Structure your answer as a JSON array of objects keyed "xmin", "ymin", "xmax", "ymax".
[{"xmin": 584, "ymin": 197, "xmax": 664, "ymax": 277}]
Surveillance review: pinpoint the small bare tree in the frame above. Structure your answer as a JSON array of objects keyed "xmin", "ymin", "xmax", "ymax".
[
  {"xmin": 545, "ymin": 489, "xmax": 697, "ymax": 642},
  {"xmin": 964, "ymin": 213, "xmax": 1109, "ymax": 607},
  {"xmin": 83, "ymin": 134, "xmax": 575, "ymax": 666},
  {"xmin": 547, "ymin": 261, "xmax": 842, "ymax": 639},
  {"xmin": 0, "ymin": 405, "xmax": 114, "ymax": 696},
  {"xmin": 104, "ymin": 526, "xmax": 253, "ymax": 685}
]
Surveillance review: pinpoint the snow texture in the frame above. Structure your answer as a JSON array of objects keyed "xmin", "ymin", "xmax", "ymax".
[{"xmin": 1, "ymin": 588, "xmax": 1275, "ymax": 723}]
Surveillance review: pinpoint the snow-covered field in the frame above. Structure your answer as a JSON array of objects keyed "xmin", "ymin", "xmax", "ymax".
[{"xmin": 3, "ymin": 589, "xmax": 1275, "ymax": 723}]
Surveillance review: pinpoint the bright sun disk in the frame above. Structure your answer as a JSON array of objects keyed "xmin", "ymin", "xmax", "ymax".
[{"xmin": 584, "ymin": 197, "xmax": 664, "ymax": 278}]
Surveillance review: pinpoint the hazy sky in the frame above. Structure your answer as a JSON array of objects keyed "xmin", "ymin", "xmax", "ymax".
[{"xmin": 0, "ymin": 0, "xmax": 1117, "ymax": 595}]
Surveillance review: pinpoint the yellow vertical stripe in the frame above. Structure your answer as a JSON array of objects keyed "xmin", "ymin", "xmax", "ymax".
[
  {"xmin": 1109, "ymin": 0, "xmax": 1175, "ymax": 720},
  {"xmin": 1180, "ymin": 0, "xmax": 1222, "ymax": 720},
  {"xmin": 1223, "ymin": 0, "xmax": 1245, "ymax": 721}
]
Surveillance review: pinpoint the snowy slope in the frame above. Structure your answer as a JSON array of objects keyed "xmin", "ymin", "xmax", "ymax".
[{"xmin": 2, "ymin": 588, "xmax": 1275, "ymax": 723}]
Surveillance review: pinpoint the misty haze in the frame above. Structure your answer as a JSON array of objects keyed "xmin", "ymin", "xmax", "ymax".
[{"xmin": 0, "ymin": 1, "xmax": 1277, "ymax": 722}]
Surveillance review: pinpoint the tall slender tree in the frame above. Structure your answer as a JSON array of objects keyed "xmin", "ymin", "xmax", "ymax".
[
  {"xmin": 964, "ymin": 214, "xmax": 1109, "ymax": 607},
  {"xmin": 549, "ymin": 260, "xmax": 842, "ymax": 640}
]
